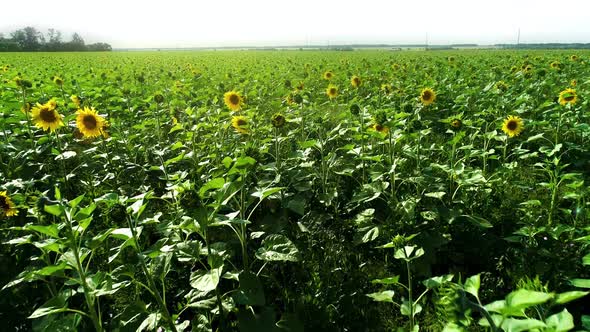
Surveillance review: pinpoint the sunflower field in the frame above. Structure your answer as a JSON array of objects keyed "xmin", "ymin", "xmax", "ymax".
[{"xmin": 1, "ymin": 50, "xmax": 590, "ymax": 331}]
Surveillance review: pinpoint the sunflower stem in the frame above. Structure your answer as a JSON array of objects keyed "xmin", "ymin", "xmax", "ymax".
[
  {"xmin": 54, "ymin": 130, "xmax": 69, "ymax": 193},
  {"xmin": 21, "ymin": 88, "xmax": 34, "ymax": 145}
]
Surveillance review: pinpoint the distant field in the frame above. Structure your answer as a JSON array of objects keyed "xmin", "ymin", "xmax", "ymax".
[{"xmin": 1, "ymin": 50, "xmax": 589, "ymax": 331}]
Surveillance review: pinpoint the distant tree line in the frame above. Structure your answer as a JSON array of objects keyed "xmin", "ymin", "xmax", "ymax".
[
  {"xmin": 0, "ymin": 27, "xmax": 111, "ymax": 52},
  {"xmin": 496, "ymin": 43, "xmax": 590, "ymax": 49}
]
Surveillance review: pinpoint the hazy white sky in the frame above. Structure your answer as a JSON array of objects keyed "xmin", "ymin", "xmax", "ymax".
[{"xmin": 1, "ymin": 0, "xmax": 589, "ymax": 48}]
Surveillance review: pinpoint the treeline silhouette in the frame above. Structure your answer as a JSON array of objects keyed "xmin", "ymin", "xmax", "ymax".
[{"xmin": 0, "ymin": 27, "xmax": 111, "ymax": 52}]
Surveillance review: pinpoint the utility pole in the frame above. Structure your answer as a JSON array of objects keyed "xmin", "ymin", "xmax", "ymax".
[{"xmin": 517, "ymin": 28, "xmax": 520, "ymax": 46}]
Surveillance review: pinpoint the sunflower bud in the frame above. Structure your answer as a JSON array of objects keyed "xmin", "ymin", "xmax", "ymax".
[
  {"xmin": 154, "ymin": 93, "xmax": 165, "ymax": 104},
  {"xmin": 271, "ymin": 113, "xmax": 286, "ymax": 128}
]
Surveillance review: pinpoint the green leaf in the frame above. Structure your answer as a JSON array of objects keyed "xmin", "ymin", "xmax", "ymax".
[
  {"xmin": 545, "ymin": 309, "xmax": 574, "ymax": 332},
  {"xmin": 499, "ymin": 318, "xmax": 546, "ymax": 332},
  {"xmin": 361, "ymin": 226, "xmax": 380, "ymax": 243},
  {"xmin": 570, "ymin": 278, "xmax": 590, "ymax": 288},
  {"xmin": 394, "ymin": 246, "xmax": 424, "ymax": 261},
  {"xmin": 25, "ymin": 224, "xmax": 60, "ymax": 238},
  {"xmin": 28, "ymin": 290, "xmax": 73, "ymax": 319},
  {"xmin": 44, "ymin": 204, "xmax": 64, "ymax": 217},
  {"xmin": 252, "ymin": 187, "xmax": 284, "ymax": 200},
  {"xmin": 555, "ymin": 291, "xmax": 589, "ymax": 304},
  {"xmin": 582, "ymin": 315, "xmax": 590, "ymax": 330},
  {"xmin": 137, "ymin": 312, "xmax": 162, "ymax": 332},
  {"xmin": 401, "ymin": 301, "xmax": 422, "ymax": 317},
  {"xmin": 190, "ymin": 266, "xmax": 223, "ymax": 292},
  {"xmin": 199, "ymin": 178, "xmax": 225, "ymax": 198},
  {"xmin": 583, "ymin": 253, "xmax": 590, "ymax": 266},
  {"xmin": 464, "ymin": 274, "xmax": 480, "ymax": 299},
  {"xmin": 506, "ymin": 289, "xmax": 553, "ymax": 309},
  {"xmin": 255, "ymin": 234, "xmax": 300, "ymax": 262},
  {"xmin": 423, "ymin": 274, "xmax": 453, "ymax": 289},
  {"xmin": 367, "ymin": 290, "xmax": 395, "ymax": 303},
  {"xmin": 372, "ymin": 276, "xmax": 400, "ymax": 285},
  {"xmin": 425, "ymin": 191, "xmax": 446, "ymax": 199}
]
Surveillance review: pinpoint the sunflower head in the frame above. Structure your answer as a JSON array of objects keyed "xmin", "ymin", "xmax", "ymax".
[
  {"xmin": 558, "ymin": 88, "xmax": 577, "ymax": 106},
  {"xmin": 70, "ymin": 95, "xmax": 81, "ymax": 107},
  {"xmin": 0, "ymin": 191, "xmax": 19, "ymax": 217},
  {"xmin": 47, "ymin": 99, "xmax": 58, "ymax": 110},
  {"xmin": 571, "ymin": 79, "xmax": 577, "ymax": 87},
  {"xmin": 231, "ymin": 115, "xmax": 249, "ymax": 134},
  {"xmin": 450, "ymin": 119, "xmax": 462, "ymax": 129},
  {"xmin": 522, "ymin": 65, "xmax": 533, "ymax": 73},
  {"xmin": 351, "ymin": 76, "xmax": 361, "ymax": 88},
  {"xmin": 448, "ymin": 56, "xmax": 456, "ymax": 63},
  {"xmin": 570, "ymin": 55, "xmax": 579, "ymax": 62},
  {"xmin": 420, "ymin": 88, "xmax": 436, "ymax": 106},
  {"xmin": 502, "ymin": 115, "xmax": 524, "ymax": 138},
  {"xmin": 391, "ymin": 63, "xmax": 400, "ymax": 70},
  {"xmin": 296, "ymin": 82, "xmax": 304, "ymax": 91},
  {"xmin": 76, "ymin": 107, "xmax": 106, "ymax": 139},
  {"xmin": 31, "ymin": 101, "xmax": 64, "ymax": 132},
  {"xmin": 271, "ymin": 113, "xmax": 286, "ymax": 128},
  {"xmin": 495, "ymin": 81, "xmax": 508, "ymax": 91},
  {"xmin": 224, "ymin": 91, "xmax": 243, "ymax": 111},
  {"xmin": 550, "ymin": 61, "xmax": 561, "ymax": 70},
  {"xmin": 326, "ymin": 85, "xmax": 338, "ymax": 99},
  {"xmin": 323, "ymin": 71, "xmax": 334, "ymax": 80},
  {"xmin": 371, "ymin": 123, "xmax": 389, "ymax": 134},
  {"xmin": 381, "ymin": 84, "xmax": 393, "ymax": 94},
  {"xmin": 53, "ymin": 76, "xmax": 64, "ymax": 86},
  {"xmin": 154, "ymin": 93, "xmax": 165, "ymax": 104}
]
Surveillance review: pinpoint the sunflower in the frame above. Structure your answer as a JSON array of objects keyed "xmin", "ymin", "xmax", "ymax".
[
  {"xmin": 501, "ymin": 115, "xmax": 524, "ymax": 137},
  {"xmin": 570, "ymin": 55, "xmax": 579, "ymax": 62},
  {"xmin": 76, "ymin": 107, "xmax": 106, "ymax": 138},
  {"xmin": 351, "ymin": 76, "xmax": 361, "ymax": 88},
  {"xmin": 522, "ymin": 65, "xmax": 533, "ymax": 73},
  {"xmin": 323, "ymin": 71, "xmax": 334, "ymax": 80},
  {"xmin": 571, "ymin": 79, "xmax": 577, "ymax": 87},
  {"xmin": 451, "ymin": 119, "xmax": 462, "ymax": 129},
  {"xmin": 391, "ymin": 63, "xmax": 400, "ymax": 70},
  {"xmin": 558, "ymin": 88, "xmax": 577, "ymax": 106},
  {"xmin": 231, "ymin": 115, "xmax": 249, "ymax": 134},
  {"xmin": 381, "ymin": 84, "xmax": 393, "ymax": 94},
  {"xmin": 70, "ymin": 95, "xmax": 81, "ymax": 107},
  {"xmin": 224, "ymin": 91, "xmax": 243, "ymax": 111},
  {"xmin": 448, "ymin": 56, "xmax": 456, "ymax": 63},
  {"xmin": 31, "ymin": 101, "xmax": 64, "ymax": 132},
  {"xmin": 495, "ymin": 81, "xmax": 508, "ymax": 91},
  {"xmin": 0, "ymin": 191, "xmax": 18, "ymax": 217},
  {"xmin": 550, "ymin": 61, "xmax": 561, "ymax": 70},
  {"xmin": 271, "ymin": 113, "xmax": 286, "ymax": 128},
  {"xmin": 20, "ymin": 102, "xmax": 31, "ymax": 114},
  {"xmin": 53, "ymin": 76, "xmax": 64, "ymax": 86},
  {"xmin": 326, "ymin": 85, "xmax": 338, "ymax": 99},
  {"xmin": 47, "ymin": 99, "xmax": 58, "ymax": 110},
  {"xmin": 296, "ymin": 82, "xmax": 304, "ymax": 91},
  {"xmin": 371, "ymin": 123, "xmax": 389, "ymax": 134},
  {"xmin": 420, "ymin": 88, "xmax": 436, "ymax": 106}
]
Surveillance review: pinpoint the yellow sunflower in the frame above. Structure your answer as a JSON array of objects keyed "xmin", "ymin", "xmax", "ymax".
[
  {"xmin": 501, "ymin": 115, "xmax": 524, "ymax": 138},
  {"xmin": 53, "ymin": 76, "xmax": 64, "ymax": 86},
  {"xmin": 381, "ymin": 84, "xmax": 393, "ymax": 94},
  {"xmin": 224, "ymin": 91, "xmax": 243, "ymax": 111},
  {"xmin": 76, "ymin": 107, "xmax": 106, "ymax": 138},
  {"xmin": 351, "ymin": 76, "xmax": 361, "ymax": 88},
  {"xmin": 20, "ymin": 102, "xmax": 31, "ymax": 114},
  {"xmin": 231, "ymin": 115, "xmax": 249, "ymax": 134},
  {"xmin": 495, "ymin": 81, "xmax": 508, "ymax": 91},
  {"xmin": 571, "ymin": 79, "xmax": 577, "ymax": 87},
  {"xmin": 419, "ymin": 88, "xmax": 436, "ymax": 106},
  {"xmin": 558, "ymin": 88, "xmax": 577, "ymax": 106},
  {"xmin": 47, "ymin": 99, "xmax": 58, "ymax": 110},
  {"xmin": 326, "ymin": 85, "xmax": 338, "ymax": 99},
  {"xmin": 570, "ymin": 55, "xmax": 579, "ymax": 62},
  {"xmin": 70, "ymin": 95, "xmax": 81, "ymax": 107},
  {"xmin": 0, "ymin": 191, "xmax": 19, "ymax": 217},
  {"xmin": 550, "ymin": 61, "xmax": 561, "ymax": 70},
  {"xmin": 31, "ymin": 101, "xmax": 64, "ymax": 132},
  {"xmin": 323, "ymin": 71, "xmax": 334, "ymax": 80},
  {"xmin": 371, "ymin": 123, "xmax": 389, "ymax": 134},
  {"xmin": 296, "ymin": 82, "xmax": 305, "ymax": 91}
]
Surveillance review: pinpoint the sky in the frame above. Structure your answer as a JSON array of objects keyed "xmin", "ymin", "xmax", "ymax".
[{"xmin": 1, "ymin": 0, "xmax": 589, "ymax": 48}]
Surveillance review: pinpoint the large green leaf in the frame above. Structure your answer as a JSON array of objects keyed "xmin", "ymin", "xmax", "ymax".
[
  {"xmin": 505, "ymin": 289, "xmax": 553, "ymax": 309},
  {"xmin": 554, "ymin": 290, "xmax": 589, "ymax": 304},
  {"xmin": 367, "ymin": 290, "xmax": 395, "ymax": 303},
  {"xmin": 464, "ymin": 274, "xmax": 480, "ymax": 299},
  {"xmin": 234, "ymin": 271, "xmax": 265, "ymax": 306},
  {"xmin": 255, "ymin": 234, "xmax": 300, "ymax": 262},
  {"xmin": 190, "ymin": 266, "xmax": 223, "ymax": 292},
  {"xmin": 545, "ymin": 309, "xmax": 574, "ymax": 332}
]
